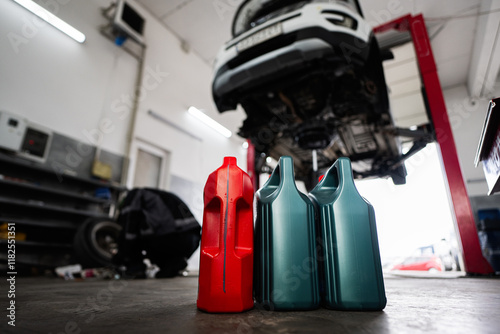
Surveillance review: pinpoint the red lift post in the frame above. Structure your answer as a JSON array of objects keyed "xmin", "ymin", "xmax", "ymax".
[
  {"xmin": 246, "ymin": 139, "xmax": 259, "ymax": 192},
  {"xmin": 374, "ymin": 14, "xmax": 494, "ymax": 275}
]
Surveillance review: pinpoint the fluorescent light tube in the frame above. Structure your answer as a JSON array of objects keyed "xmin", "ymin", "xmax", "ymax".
[
  {"xmin": 13, "ymin": 0, "xmax": 86, "ymax": 43},
  {"xmin": 188, "ymin": 106, "xmax": 232, "ymax": 138}
]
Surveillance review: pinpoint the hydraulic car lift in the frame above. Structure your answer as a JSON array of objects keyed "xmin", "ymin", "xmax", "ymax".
[
  {"xmin": 247, "ymin": 14, "xmax": 494, "ymax": 275},
  {"xmin": 373, "ymin": 14, "xmax": 494, "ymax": 275}
]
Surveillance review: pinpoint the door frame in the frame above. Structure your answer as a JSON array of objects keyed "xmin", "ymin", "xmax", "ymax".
[{"xmin": 127, "ymin": 138, "xmax": 171, "ymax": 190}]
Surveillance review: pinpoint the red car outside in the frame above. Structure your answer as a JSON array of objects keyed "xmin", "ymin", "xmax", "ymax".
[{"xmin": 392, "ymin": 255, "xmax": 443, "ymax": 272}]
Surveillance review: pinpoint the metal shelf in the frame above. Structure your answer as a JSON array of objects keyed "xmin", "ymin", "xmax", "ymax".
[
  {"xmin": 0, "ymin": 178, "xmax": 109, "ymax": 204},
  {"xmin": 0, "ymin": 196, "xmax": 109, "ymax": 219},
  {"xmin": 0, "ymin": 216, "xmax": 78, "ymax": 230},
  {"xmin": 0, "ymin": 152, "xmax": 126, "ymax": 191},
  {"xmin": 0, "ymin": 239, "xmax": 73, "ymax": 249},
  {"xmin": 0, "ymin": 150, "xmax": 125, "ymax": 268}
]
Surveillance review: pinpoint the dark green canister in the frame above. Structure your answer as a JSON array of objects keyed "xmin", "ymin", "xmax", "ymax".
[
  {"xmin": 254, "ymin": 156, "xmax": 319, "ymax": 310},
  {"xmin": 309, "ymin": 157, "xmax": 386, "ymax": 310}
]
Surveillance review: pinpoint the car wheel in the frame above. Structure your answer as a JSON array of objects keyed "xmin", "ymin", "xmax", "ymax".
[
  {"xmin": 74, "ymin": 217, "xmax": 122, "ymax": 269},
  {"xmin": 428, "ymin": 267, "xmax": 439, "ymax": 273}
]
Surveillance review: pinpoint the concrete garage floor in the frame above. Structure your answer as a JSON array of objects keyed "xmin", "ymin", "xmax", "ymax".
[{"xmin": 3, "ymin": 274, "xmax": 500, "ymax": 333}]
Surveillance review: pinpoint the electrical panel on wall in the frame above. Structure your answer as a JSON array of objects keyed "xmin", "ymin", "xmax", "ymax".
[
  {"xmin": 0, "ymin": 110, "xmax": 52, "ymax": 164},
  {"xmin": 0, "ymin": 111, "xmax": 27, "ymax": 152},
  {"xmin": 17, "ymin": 123, "xmax": 53, "ymax": 164}
]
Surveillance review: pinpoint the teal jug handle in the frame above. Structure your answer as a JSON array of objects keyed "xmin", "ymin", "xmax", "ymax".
[
  {"xmin": 264, "ymin": 163, "xmax": 281, "ymax": 189},
  {"xmin": 320, "ymin": 157, "xmax": 356, "ymax": 190},
  {"xmin": 261, "ymin": 156, "xmax": 297, "ymax": 196}
]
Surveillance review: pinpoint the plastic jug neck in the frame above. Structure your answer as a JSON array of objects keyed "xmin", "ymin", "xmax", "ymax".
[
  {"xmin": 223, "ymin": 157, "xmax": 237, "ymax": 166},
  {"xmin": 277, "ymin": 156, "xmax": 297, "ymax": 187},
  {"xmin": 264, "ymin": 156, "xmax": 295, "ymax": 188},
  {"xmin": 316, "ymin": 157, "xmax": 355, "ymax": 190},
  {"xmin": 280, "ymin": 155, "xmax": 294, "ymax": 171},
  {"xmin": 329, "ymin": 157, "xmax": 355, "ymax": 188},
  {"xmin": 337, "ymin": 157, "xmax": 355, "ymax": 185}
]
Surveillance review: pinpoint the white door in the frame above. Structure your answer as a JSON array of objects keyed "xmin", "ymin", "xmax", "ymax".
[{"xmin": 128, "ymin": 139, "xmax": 170, "ymax": 190}]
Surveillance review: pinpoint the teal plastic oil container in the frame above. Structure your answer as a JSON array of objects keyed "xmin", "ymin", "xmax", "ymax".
[
  {"xmin": 309, "ymin": 157, "xmax": 386, "ymax": 310},
  {"xmin": 254, "ymin": 156, "xmax": 319, "ymax": 311}
]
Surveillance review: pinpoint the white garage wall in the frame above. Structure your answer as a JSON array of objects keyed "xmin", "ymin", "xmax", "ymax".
[
  {"xmin": 127, "ymin": 0, "xmax": 247, "ymax": 185},
  {"xmin": 0, "ymin": 0, "xmax": 138, "ymax": 156},
  {"xmin": 443, "ymin": 85, "xmax": 492, "ymax": 197},
  {"xmin": 0, "ymin": 0, "xmax": 247, "ymax": 186}
]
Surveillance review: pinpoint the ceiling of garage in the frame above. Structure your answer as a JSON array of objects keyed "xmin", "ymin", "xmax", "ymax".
[{"xmin": 135, "ymin": 0, "xmax": 493, "ymax": 127}]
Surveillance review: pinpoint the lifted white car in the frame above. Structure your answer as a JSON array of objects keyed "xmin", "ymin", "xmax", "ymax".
[{"xmin": 212, "ymin": 0, "xmax": 428, "ymax": 187}]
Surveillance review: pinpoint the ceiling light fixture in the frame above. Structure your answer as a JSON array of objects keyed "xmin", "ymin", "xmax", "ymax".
[
  {"xmin": 13, "ymin": 0, "xmax": 86, "ymax": 43},
  {"xmin": 188, "ymin": 106, "xmax": 232, "ymax": 138}
]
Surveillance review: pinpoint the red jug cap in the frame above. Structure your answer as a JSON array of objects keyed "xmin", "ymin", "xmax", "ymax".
[{"xmin": 223, "ymin": 156, "xmax": 237, "ymax": 165}]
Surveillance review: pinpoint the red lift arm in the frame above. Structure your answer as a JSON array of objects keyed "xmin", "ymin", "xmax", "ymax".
[{"xmin": 374, "ymin": 14, "xmax": 494, "ymax": 274}]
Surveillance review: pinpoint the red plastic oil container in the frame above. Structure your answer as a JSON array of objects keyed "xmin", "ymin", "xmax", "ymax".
[{"xmin": 197, "ymin": 157, "xmax": 254, "ymax": 313}]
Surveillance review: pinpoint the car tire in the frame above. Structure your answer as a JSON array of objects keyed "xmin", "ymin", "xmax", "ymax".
[{"xmin": 74, "ymin": 217, "xmax": 122, "ymax": 269}]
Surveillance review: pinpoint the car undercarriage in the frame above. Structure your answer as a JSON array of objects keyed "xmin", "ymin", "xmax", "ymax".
[{"xmin": 212, "ymin": 0, "xmax": 434, "ymax": 188}]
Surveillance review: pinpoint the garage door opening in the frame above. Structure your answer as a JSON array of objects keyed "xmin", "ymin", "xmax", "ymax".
[{"xmin": 355, "ymin": 142, "xmax": 463, "ymax": 274}]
